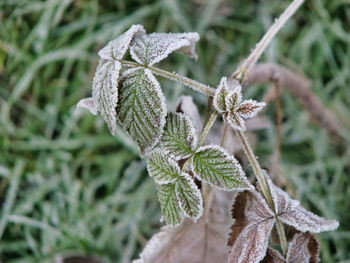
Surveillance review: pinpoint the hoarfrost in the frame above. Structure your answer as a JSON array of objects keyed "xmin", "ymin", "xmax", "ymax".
[{"xmin": 130, "ymin": 32, "xmax": 199, "ymax": 66}]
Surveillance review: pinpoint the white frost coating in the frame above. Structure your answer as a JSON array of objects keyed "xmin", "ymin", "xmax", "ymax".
[
  {"xmin": 98, "ymin": 24, "xmax": 145, "ymax": 60},
  {"xmin": 175, "ymin": 173, "xmax": 203, "ymax": 221},
  {"xmin": 263, "ymin": 171, "xmax": 339, "ymax": 233},
  {"xmin": 130, "ymin": 32, "xmax": 200, "ymax": 66},
  {"xmin": 161, "ymin": 112, "xmax": 197, "ymax": 160},
  {"xmin": 77, "ymin": 97, "xmax": 97, "ymax": 115},
  {"xmin": 157, "ymin": 183, "xmax": 184, "ymax": 227},
  {"xmin": 78, "ymin": 59, "xmax": 121, "ymax": 135},
  {"xmin": 228, "ymin": 190, "xmax": 275, "ymax": 263},
  {"xmin": 147, "ymin": 149, "xmax": 180, "ymax": 184},
  {"xmin": 117, "ymin": 67, "xmax": 167, "ymax": 157},
  {"xmin": 286, "ymin": 233, "xmax": 311, "ymax": 263},
  {"xmin": 213, "ymin": 77, "xmax": 228, "ymax": 113},
  {"xmin": 192, "ymin": 144, "xmax": 253, "ymax": 191},
  {"xmin": 224, "ymin": 86, "xmax": 265, "ymax": 131}
]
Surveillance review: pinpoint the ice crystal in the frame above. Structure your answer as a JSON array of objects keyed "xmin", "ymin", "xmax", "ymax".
[
  {"xmin": 130, "ymin": 32, "xmax": 199, "ymax": 66},
  {"xmin": 263, "ymin": 171, "xmax": 339, "ymax": 233},
  {"xmin": 98, "ymin": 24, "xmax": 145, "ymax": 60},
  {"xmin": 261, "ymin": 248, "xmax": 285, "ymax": 263},
  {"xmin": 161, "ymin": 112, "xmax": 197, "ymax": 160},
  {"xmin": 191, "ymin": 145, "xmax": 253, "ymax": 191},
  {"xmin": 147, "ymin": 149, "xmax": 180, "ymax": 184},
  {"xmin": 228, "ymin": 190, "xmax": 275, "ymax": 263},
  {"xmin": 117, "ymin": 67, "xmax": 167, "ymax": 156}
]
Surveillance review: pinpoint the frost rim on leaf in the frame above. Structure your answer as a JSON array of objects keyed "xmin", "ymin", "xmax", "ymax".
[
  {"xmin": 191, "ymin": 144, "xmax": 253, "ymax": 191},
  {"xmin": 161, "ymin": 112, "xmax": 198, "ymax": 160},
  {"xmin": 117, "ymin": 67, "xmax": 167, "ymax": 157},
  {"xmin": 130, "ymin": 32, "xmax": 200, "ymax": 66}
]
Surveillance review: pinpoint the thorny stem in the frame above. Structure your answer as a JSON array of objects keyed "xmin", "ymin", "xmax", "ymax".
[
  {"xmin": 231, "ymin": 0, "xmax": 305, "ymax": 81},
  {"xmin": 235, "ymin": 130, "xmax": 288, "ymax": 255},
  {"xmin": 121, "ymin": 60, "xmax": 216, "ymax": 96}
]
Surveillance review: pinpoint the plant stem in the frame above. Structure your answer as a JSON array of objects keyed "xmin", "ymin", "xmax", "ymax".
[
  {"xmin": 235, "ymin": 129, "xmax": 288, "ymax": 255},
  {"xmin": 121, "ymin": 60, "xmax": 216, "ymax": 96},
  {"xmin": 232, "ymin": 0, "xmax": 305, "ymax": 81}
]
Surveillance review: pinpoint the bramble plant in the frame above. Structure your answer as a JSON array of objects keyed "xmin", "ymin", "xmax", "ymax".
[{"xmin": 77, "ymin": 0, "xmax": 339, "ymax": 262}]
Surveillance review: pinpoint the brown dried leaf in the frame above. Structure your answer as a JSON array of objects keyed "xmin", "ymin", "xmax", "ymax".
[
  {"xmin": 261, "ymin": 248, "xmax": 286, "ymax": 263},
  {"xmin": 286, "ymin": 233, "xmax": 320, "ymax": 263},
  {"xmin": 133, "ymin": 191, "xmax": 234, "ymax": 263},
  {"xmin": 263, "ymin": 172, "xmax": 339, "ymax": 233},
  {"xmin": 227, "ymin": 190, "xmax": 275, "ymax": 263}
]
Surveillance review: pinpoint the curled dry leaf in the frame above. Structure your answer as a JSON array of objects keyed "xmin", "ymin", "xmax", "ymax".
[
  {"xmin": 263, "ymin": 171, "xmax": 339, "ymax": 233},
  {"xmin": 161, "ymin": 112, "xmax": 197, "ymax": 160},
  {"xmin": 133, "ymin": 191, "xmax": 234, "ymax": 263},
  {"xmin": 130, "ymin": 32, "xmax": 199, "ymax": 66},
  {"xmin": 228, "ymin": 190, "xmax": 275, "ymax": 263}
]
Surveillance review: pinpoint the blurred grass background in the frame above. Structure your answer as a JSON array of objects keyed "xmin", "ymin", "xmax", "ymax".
[{"xmin": 1, "ymin": 0, "xmax": 350, "ymax": 262}]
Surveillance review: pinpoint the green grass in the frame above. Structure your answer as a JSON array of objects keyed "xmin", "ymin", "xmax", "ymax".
[{"xmin": 1, "ymin": 0, "xmax": 350, "ymax": 262}]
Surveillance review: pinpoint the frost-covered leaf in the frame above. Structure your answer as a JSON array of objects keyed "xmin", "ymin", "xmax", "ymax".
[
  {"xmin": 263, "ymin": 171, "xmax": 339, "ymax": 233},
  {"xmin": 78, "ymin": 59, "xmax": 121, "ymax": 134},
  {"xmin": 77, "ymin": 97, "xmax": 97, "ymax": 115},
  {"xmin": 117, "ymin": 67, "xmax": 166, "ymax": 156},
  {"xmin": 157, "ymin": 183, "xmax": 184, "ymax": 226},
  {"xmin": 134, "ymin": 191, "xmax": 234, "ymax": 263},
  {"xmin": 213, "ymin": 77, "xmax": 230, "ymax": 113},
  {"xmin": 147, "ymin": 149, "xmax": 180, "ymax": 184},
  {"xmin": 286, "ymin": 233, "xmax": 319, "ymax": 263},
  {"xmin": 176, "ymin": 173, "xmax": 202, "ymax": 220},
  {"xmin": 191, "ymin": 145, "xmax": 252, "ymax": 190},
  {"xmin": 130, "ymin": 32, "xmax": 199, "ymax": 66},
  {"xmin": 262, "ymin": 233, "xmax": 320, "ymax": 263},
  {"xmin": 261, "ymin": 248, "xmax": 286, "ymax": 263},
  {"xmin": 223, "ymin": 84, "xmax": 266, "ymax": 131},
  {"xmin": 98, "ymin": 24, "xmax": 145, "ymax": 60},
  {"xmin": 236, "ymin": 99, "xmax": 266, "ymax": 118},
  {"xmin": 228, "ymin": 190, "xmax": 275, "ymax": 263},
  {"xmin": 161, "ymin": 112, "xmax": 197, "ymax": 160}
]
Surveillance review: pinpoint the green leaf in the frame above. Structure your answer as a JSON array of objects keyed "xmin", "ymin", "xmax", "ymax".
[
  {"xmin": 176, "ymin": 174, "xmax": 203, "ymax": 221},
  {"xmin": 117, "ymin": 67, "xmax": 166, "ymax": 157},
  {"xmin": 161, "ymin": 112, "xmax": 197, "ymax": 160},
  {"xmin": 192, "ymin": 145, "xmax": 252, "ymax": 190},
  {"xmin": 157, "ymin": 183, "xmax": 184, "ymax": 226},
  {"xmin": 147, "ymin": 149, "xmax": 179, "ymax": 184}
]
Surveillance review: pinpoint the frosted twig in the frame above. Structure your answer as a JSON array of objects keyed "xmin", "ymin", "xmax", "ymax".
[
  {"xmin": 121, "ymin": 60, "xmax": 216, "ymax": 96},
  {"xmin": 231, "ymin": 0, "xmax": 305, "ymax": 81}
]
